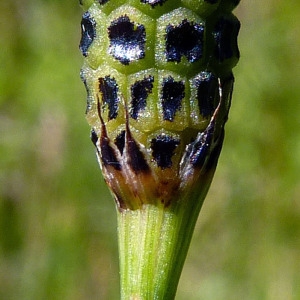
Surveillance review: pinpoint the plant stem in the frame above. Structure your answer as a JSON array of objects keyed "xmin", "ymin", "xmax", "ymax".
[{"xmin": 117, "ymin": 185, "xmax": 209, "ymax": 299}]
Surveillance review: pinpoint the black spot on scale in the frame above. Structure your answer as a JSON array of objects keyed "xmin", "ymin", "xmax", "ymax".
[
  {"xmin": 98, "ymin": 0, "xmax": 109, "ymax": 4},
  {"xmin": 79, "ymin": 12, "xmax": 96, "ymax": 57},
  {"xmin": 108, "ymin": 15, "xmax": 146, "ymax": 65},
  {"xmin": 193, "ymin": 72, "xmax": 218, "ymax": 118},
  {"xmin": 213, "ymin": 16, "xmax": 240, "ymax": 62},
  {"xmin": 151, "ymin": 135, "xmax": 180, "ymax": 169},
  {"xmin": 204, "ymin": 0, "xmax": 218, "ymax": 3},
  {"xmin": 165, "ymin": 19, "xmax": 204, "ymax": 63},
  {"xmin": 98, "ymin": 76, "xmax": 119, "ymax": 120},
  {"xmin": 130, "ymin": 76, "xmax": 154, "ymax": 120},
  {"xmin": 161, "ymin": 77, "xmax": 185, "ymax": 121},
  {"xmin": 140, "ymin": 0, "xmax": 167, "ymax": 7}
]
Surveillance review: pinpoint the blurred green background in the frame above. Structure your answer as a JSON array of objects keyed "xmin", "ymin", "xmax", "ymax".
[{"xmin": 1, "ymin": 1, "xmax": 299, "ymax": 299}]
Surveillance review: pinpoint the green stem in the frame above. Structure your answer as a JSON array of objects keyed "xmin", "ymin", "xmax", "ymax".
[{"xmin": 117, "ymin": 189, "xmax": 208, "ymax": 300}]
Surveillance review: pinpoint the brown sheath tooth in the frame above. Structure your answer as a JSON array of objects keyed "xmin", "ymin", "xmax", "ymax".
[
  {"xmin": 124, "ymin": 114, "xmax": 150, "ymax": 174},
  {"xmin": 96, "ymin": 95, "xmax": 122, "ymax": 171},
  {"xmin": 91, "ymin": 129, "xmax": 99, "ymax": 151},
  {"xmin": 100, "ymin": 135, "xmax": 122, "ymax": 171},
  {"xmin": 114, "ymin": 130, "xmax": 126, "ymax": 155},
  {"xmin": 187, "ymin": 119, "xmax": 216, "ymax": 168},
  {"xmin": 179, "ymin": 78, "xmax": 223, "ymax": 185}
]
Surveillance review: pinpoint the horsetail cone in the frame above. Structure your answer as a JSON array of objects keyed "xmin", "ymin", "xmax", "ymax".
[{"xmin": 80, "ymin": 0, "xmax": 240, "ymax": 298}]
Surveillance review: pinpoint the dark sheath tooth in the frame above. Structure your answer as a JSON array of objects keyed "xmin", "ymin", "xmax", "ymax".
[
  {"xmin": 115, "ymin": 130, "xmax": 126, "ymax": 155},
  {"xmin": 126, "ymin": 130, "xmax": 150, "ymax": 174},
  {"xmin": 100, "ymin": 135, "xmax": 122, "ymax": 171}
]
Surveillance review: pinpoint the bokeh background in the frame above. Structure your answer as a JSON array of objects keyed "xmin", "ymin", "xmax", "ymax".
[{"xmin": 1, "ymin": 1, "xmax": 299, "ymax": 299}]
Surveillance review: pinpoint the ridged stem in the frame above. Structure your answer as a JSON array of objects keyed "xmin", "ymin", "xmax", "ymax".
[{"xmin": 117, "ymin": 185, "xmax": 209, "ymax": 299}]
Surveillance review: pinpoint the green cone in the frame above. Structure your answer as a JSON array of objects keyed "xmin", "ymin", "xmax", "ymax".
[{"xmin": 79, "ymin": 0, "xmax": 240, "ymax": 298}]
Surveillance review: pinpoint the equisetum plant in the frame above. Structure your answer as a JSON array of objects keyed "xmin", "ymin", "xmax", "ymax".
[{"xmin": 79, "ymin": 0, "xmax": 240, "ymax": 298}]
